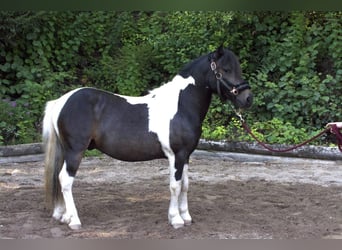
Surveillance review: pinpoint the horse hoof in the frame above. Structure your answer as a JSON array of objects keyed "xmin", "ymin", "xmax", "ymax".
[
  {"xmin": 172, "ymin": 223, "xmax": 185, "ymax": 229},
  {"xmin": 52, "ymin": 214, "xmax": 62, "ymax": 221},
  {"xmin": 169, "ymin": 214, "xmax": 185, "ymax": 229},
  {"xmin": 69, "ymin": 223, "xmax": 82, "ymax": 230},
  {"xmin": 180, "ymin": 212, "xmax": 192, "ymax": 226},
  {"xmin": 184, "ymin": 220, "xmax": 192, "ymax": 226}
]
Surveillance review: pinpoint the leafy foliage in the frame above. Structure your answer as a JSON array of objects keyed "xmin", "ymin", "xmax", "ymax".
[{"xmin": 0, "ymin": 11, "xmax": 340, "ymax": 146}]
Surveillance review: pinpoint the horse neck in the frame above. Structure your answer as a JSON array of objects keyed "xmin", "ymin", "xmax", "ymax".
[
  {"xmin": 178, "ymin": 78, "xmax": 213, "ymax": 125},
  {"xmin": 177, "ymin": 59, "xmax": 215, "ymax": 121}
]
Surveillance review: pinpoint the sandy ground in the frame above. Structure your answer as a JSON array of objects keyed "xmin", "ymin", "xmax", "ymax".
[{"xmin": 1, "ymin": 150, "xmax": 342, "ymax": 239}]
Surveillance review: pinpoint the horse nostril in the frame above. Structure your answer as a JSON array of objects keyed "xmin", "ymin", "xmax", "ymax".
[{"xmin": 246, "ymin": 95, "xmax": 253, "ymax": 106}]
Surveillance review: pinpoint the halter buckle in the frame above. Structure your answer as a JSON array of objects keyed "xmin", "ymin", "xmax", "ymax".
[
  {"xmin": 210, "ymin": 61, "xmax": 217, "ymax": 71},
  {"xmin": 230, "ymin": 87, "xmax": 239, "ymax": 96},
  {"xmin": 215, "ymin": 72, "xmax": 222, "ymax": 80}
]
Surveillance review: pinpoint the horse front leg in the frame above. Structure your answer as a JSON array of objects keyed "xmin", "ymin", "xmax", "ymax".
[
  {"xmin": 167, "ymin": 154, "xmax": 183, "ymax": 229},
  {"xmin": 179, "ymin": 163, "xmax": 192, "ymax": 225},
  {"xmin": 168, "ymin": 154, "xmax": 191, "ymax": 228}
]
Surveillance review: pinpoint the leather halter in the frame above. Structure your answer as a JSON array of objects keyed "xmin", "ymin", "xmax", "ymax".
[{"xmin": 209, "ymin": 59, "xmax": 250, "ymax": 100}]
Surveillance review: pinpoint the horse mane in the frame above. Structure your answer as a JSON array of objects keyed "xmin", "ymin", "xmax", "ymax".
[
  {"xmin": 178, "ymin": 53, "xmax": 209, "ymax": 78},
  {"xmin": 148, "ymin": 75, "xmax": 195, "ymax": 96}
]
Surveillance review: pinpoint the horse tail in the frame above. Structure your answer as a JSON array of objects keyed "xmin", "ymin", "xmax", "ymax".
[{"xmin": 42, "ymin": 100, "xmax": 64, "ymax": 209}]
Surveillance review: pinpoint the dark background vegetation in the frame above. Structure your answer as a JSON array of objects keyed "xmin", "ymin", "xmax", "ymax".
[{"xmin": 0, "ymin": 11, "xmax": 341, "ymax": 145}]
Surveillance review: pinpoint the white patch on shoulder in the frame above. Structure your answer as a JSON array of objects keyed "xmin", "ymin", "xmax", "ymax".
[
  {"xmin": 147, "ymin": 75, "xmax": 195, "ymax": 154},
  {"xmin": 44, "ymin": 88, "xmax": 84, "ymax": 137},
  {"xmin": 122, "ymin": 75, "xmax": 196, "ymax": 155}
]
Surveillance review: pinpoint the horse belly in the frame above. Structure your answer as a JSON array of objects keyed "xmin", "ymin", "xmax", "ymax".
[{"xmin": 96, "ymin": 132, "xmax": 166, "ymax": 162}]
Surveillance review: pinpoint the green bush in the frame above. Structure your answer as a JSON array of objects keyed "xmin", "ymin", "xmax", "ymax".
[
  {"xmin": 0, "ymin": 11, "xmax": 340, "ymax": 146},
  {"xmin": 0, "ymin": 98, "xmax": 37, "ymax": 144},
  {"xmin": 245, "ymin": 12, "xmax": 341, "ymax": 130},
  {"xmin": 203, "ymin": 11, "xmax": 340, "ymax": 146}
]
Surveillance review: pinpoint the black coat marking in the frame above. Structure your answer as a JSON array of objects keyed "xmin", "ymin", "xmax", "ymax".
[{"xmin": 58, "ymin": 88, "xmax": 165, "ymax": 162}]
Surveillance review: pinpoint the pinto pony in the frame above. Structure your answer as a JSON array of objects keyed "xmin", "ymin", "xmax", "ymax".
[{"xmin": 43, "ymin": 46, "xmax": 253, "ymax": 230}]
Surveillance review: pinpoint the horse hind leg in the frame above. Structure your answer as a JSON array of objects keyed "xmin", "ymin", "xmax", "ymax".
[{"xmin": 58, "ymin": 153, "xmax": 83, "ymax": 230}]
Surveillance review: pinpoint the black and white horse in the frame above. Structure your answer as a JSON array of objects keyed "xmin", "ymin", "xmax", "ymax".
[{"xmin": 43, "ymin": 46, "xmax": 253, "ymax": 230}]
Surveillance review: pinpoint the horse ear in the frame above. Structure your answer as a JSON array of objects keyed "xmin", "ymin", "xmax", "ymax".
[{"xmin": 214, "ymin": 44, "xmax": 225, "ymax": 59}]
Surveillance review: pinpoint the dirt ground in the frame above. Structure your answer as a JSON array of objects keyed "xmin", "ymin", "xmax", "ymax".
[{"xmin": 1, "ymin": 150, "xmax": 342, "ymax": 239}]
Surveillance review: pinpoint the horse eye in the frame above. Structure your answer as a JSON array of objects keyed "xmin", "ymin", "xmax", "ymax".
[{"xmin": 223, "ymin": 68, "xmax": 231, "ymax": 73}]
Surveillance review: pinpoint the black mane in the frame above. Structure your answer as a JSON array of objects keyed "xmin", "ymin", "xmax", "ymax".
[{"xmin": 178, "ymin": 53, "xmax": 211, "ymax": 81}]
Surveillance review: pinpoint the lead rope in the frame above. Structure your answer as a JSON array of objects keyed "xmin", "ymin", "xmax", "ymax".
[
  {"xmin": 233, "ymin": 110, "xmax": 340, "ymax": 153},
  {"xmin": 330, "ymin": 124, "xmax": 342, "ymax": 152}
]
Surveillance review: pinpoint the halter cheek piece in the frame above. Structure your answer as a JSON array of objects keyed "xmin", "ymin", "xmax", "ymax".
[{"xmin": 209, "ymin": 59, "xmax": 250, "ymax": 100}]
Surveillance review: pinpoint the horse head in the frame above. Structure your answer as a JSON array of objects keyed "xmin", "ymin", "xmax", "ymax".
[{"xmin": 208, "ymin": 45, "xmax": 253, "ymax": 109}]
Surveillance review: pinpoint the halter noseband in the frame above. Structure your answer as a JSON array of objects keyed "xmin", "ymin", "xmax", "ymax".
[{"xmin": 209, "ymin": 58, "xmax": 250, "ymax": 100}]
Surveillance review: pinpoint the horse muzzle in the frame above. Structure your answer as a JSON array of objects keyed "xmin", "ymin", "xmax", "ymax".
[{"xmin": 234, "ymin": 89, "xmax": 253, "ymax": 109}]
